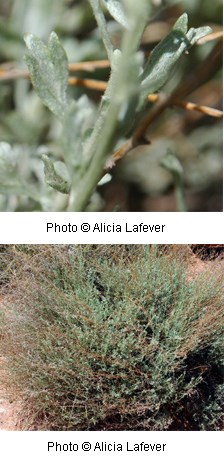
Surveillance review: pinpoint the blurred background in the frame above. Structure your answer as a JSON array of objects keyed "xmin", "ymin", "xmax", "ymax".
[{"xmin": 0, "ymin": 0, "xmax": 222, "ymax": 211}]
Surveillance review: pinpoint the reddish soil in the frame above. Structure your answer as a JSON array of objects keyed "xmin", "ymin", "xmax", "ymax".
[
  {"xmin": 187, "ymin": 254, "xmax": 209, "ymax": 281},
  {"xmin": 187, "ymin": 252, "xmax": 224, "ymax": 281}
]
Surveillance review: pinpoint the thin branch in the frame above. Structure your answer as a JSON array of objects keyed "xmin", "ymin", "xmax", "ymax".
[
  {"xmin": 1, "ymin": 63, "xmax": 221, "ymax": 119},
  {"xmin": 146, "ymin": 93, "xmax": 223, "ymax": 118},
  {"xmin": 68, "ymin": 59, "xmax": 110, "ymax": 72},
  {"xmin": 106, "ymin": 90, "xmax": 223, "ymax": 168},
  {"xmin": 68, "ymin": 77, "xmax": 223, "ymax": 118},
  {"xmin": 171, "ymin": 98, "xmax": 223, "ymax": 118},
  {"xmin": 0, "ymin": 67, "xmax": 29, "ymax": 80},
  {"xmin": 68, "ymin": 76, "xmax": 107, "ymax": 91},
  {"xmin": 0, "ymin": 60, "xmax": 110, "ymax": 81}
]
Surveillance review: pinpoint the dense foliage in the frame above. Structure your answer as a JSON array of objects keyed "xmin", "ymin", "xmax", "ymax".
[{"xmin": 0, "ymin": 245, "xmax": 223, "ymax": 430}]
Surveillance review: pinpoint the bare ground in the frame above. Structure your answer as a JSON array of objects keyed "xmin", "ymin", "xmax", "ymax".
[
  {"xmin": 0, "ymin": 293, "xmax": 24, "ymax": 430},
  {"xmin": 0, "ymin": 356, "xmax": 23, "ymax": 430}
]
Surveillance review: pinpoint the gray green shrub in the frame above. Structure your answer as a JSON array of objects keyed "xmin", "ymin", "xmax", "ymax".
[{"xmin": 1, "ymin": 245, "xmax": 223, "ymax": 430}]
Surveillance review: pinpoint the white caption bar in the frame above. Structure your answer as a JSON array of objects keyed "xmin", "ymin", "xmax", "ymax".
[
  {"xmin": 0, "ymin": 431, "xmax": 223, "ymax": 467},
  {"xmin": 0, "ymin": 212, "xmax": 223, "ymax": 243}
]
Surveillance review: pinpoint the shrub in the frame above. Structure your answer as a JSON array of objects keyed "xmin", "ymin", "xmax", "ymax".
[{"xmin": 1, "ymin": 245, "xmax": 223, "ymax": 430}]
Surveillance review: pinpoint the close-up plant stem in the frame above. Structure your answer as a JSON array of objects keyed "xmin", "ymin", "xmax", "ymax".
[
  {"xmin": 68, "ymin": 1, "xmax": 151, "ymax": 211},
  {"xmin": 0, "ymin": 0, "xmax": 222, "ymax": 211}
]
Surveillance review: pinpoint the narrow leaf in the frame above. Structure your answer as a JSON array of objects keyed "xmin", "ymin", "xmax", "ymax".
[
  {"xmin": 173, "ymin": 12, "xmax": 188, "ymax": 34},
  {"xmin": 140, "ymin": 28, "xmax": 188, "ymax": 103},
  {"xmin": 139, "ymin": 13, "xmax": 212, "ymax": 108},
  {"xmin": 89, "ymin": 0, "xmax": 113, "ymax": 60}
]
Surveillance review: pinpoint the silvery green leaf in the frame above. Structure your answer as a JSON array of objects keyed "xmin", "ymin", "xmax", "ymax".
[
  {"xmin": 103, "ymin": 0, "xmax": 129, "ymax": 28},
  {"xmin": 139, "ymin": 29, "xmax": 188, "ymax": 105},
  {"xmin": 173, "ymin": 12, "xmax": 188, "ymax": 34},
  {"xmin": 24, "ymin": 32, "xmax": 69, "ymax": 119},
  {"xmin": 139, "ymin": 13, "xmax": 212, "ymax": 108},
  {"xmin": 88, "ymin": 0, "xmax": 113, "ymax": 59},
  {"xmin": 42, "ymin": 154, "xmax": 71, "ymax": 194}
]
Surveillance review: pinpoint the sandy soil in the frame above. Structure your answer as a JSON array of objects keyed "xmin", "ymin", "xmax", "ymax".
[
  {"xmin": 0, "ymin": 294, "xmax": 23, "ymax": 431},
  {"xmin": 0, "ymin": 357, "xmax": 23, "ymax": 431}
]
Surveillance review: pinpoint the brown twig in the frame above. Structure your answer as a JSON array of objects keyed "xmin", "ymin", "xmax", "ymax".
[
  {"xmin": 2, "ymin": 64, "xmax": 221, "ymax": 120},
  {"xmin": 68, "ymin": 59, "xmax": 110, "ymax": 72},
  {"xmin": 68, "ymin": 76, "xmax": 107, "ymax": 91},
  {"xmin": 0, "ymin": 67, "xmax": 29, "ymax": 80},
  {"xmin": 171, "ymin": 98, "xmax": 222, "ymax": 118},
  {"xmin": 107, "ymin": 88, "xmax": 223, "ymax": 168},
  {"xmin": 146, "ymin": 93, "xmax": 223, "ymax": 118},
  {"xmin": 0, "ymin": 59, "xmax": 110, "ymax": 81},
  {"xmin": 0, "ymin": 49, "xmax": 222, "ymax": 108},
  {"xmin": 68, "ymin": 77, "xmax": 223, "ymax": 119}
]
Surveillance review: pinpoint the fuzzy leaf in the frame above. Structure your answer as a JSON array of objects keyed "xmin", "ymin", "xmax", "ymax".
[
  {"xmin": 139, "ymin": 13, "xmax": 212, "ymax": 108},
  {"xmin": 42, "ymin": 154, "xmax": 71, "ymax": 194},
  {"xmin": 173, "ymin": 12, "xmax": 188, "ymax": 34},
  {"xmin": 103, "ymin": 0, "xmax": 129, "ymax": 28},
  {"xmin": 24, "ymin": 32, "xmax": 69, "ymax": 119}
]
